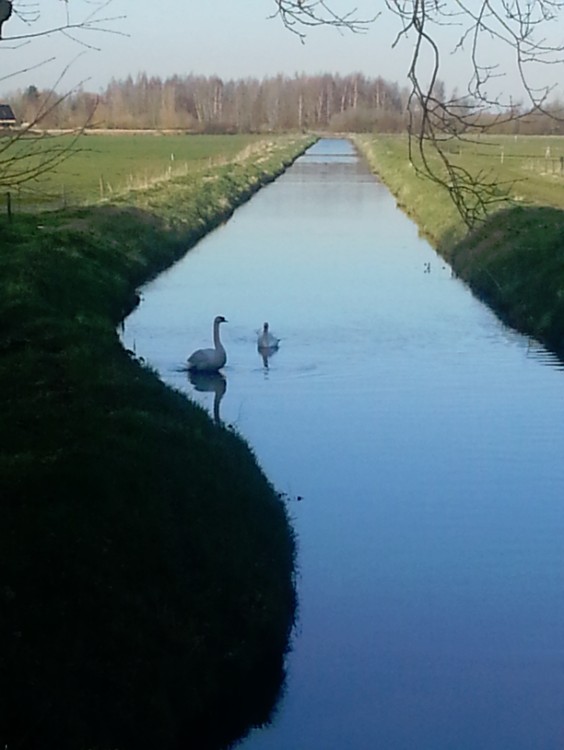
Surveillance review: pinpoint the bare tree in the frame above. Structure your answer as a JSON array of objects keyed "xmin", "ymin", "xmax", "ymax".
[
  {"xmin": 2, "ymin": 0, "xmax": 123, "ymax": 48},
  {"xmin": 0, "ymin": 1, "xmax": 124, "ymax": 194},
  {"xmin": 272, "ymin": 1, "xmax": 564, "ymax": 226}
]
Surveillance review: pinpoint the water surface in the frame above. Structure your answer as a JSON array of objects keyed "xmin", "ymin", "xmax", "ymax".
[{"xmin": 123, "ymin": 139, "xmax": 564, "ymax": 750}]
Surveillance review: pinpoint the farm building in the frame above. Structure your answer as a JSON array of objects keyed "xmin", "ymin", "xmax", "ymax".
[{"xmin": 0, "ymin": 104, "xmax": 17, "ymax": 128}]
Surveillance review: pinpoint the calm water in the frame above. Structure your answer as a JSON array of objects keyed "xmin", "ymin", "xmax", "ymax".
[{"xmin": 122, "ymin": 140, "xmax": 564, "ymax": 750}]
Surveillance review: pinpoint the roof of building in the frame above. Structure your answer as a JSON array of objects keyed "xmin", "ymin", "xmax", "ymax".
[{"xmin": 0, "ymin": 103, "xmax": 16, "ymax": 122}]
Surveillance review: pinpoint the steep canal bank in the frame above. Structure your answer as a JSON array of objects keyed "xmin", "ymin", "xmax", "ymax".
[
  {"xmin": 0, "ymin": 135, "xmax": 313, "ymax": 750},
  {"xmin": 354, "ymin": 135, "xmax": 564, "ymax": 360}
]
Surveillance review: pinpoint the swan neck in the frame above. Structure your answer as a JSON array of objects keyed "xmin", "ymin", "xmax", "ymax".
[{"xmin": 213, "ymin": 320, "xmax": 223, "ymax": 349}]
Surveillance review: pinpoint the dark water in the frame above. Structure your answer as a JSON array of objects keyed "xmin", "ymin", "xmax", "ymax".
[{"xmin": 122, "ymin": 140, "xmax": 564, "ymax": 750}]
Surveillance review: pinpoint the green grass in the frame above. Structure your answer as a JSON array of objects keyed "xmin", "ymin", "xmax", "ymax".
[
  {"xmin": 434, "ymin": 134, "xmax": 564, "ymax": 208},
  {"xmin": 1, "ymin": 133, "xmax": 276, "ymax": 210},
  {"xmin": 452, "ymin": 205, "xmax": 564, "ymax": 351},
  {"xmin": 354, "ymin": 134, "xmax": 564, "ymax": 357},
  {"xmin": 0, "ymin": 133, "xmax": 315, "ymax": 750}
]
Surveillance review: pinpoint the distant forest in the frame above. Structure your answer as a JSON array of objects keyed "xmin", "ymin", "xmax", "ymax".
[{"xmin": 8, "ymin": 72, "xmax": 564, "ymax": 135}]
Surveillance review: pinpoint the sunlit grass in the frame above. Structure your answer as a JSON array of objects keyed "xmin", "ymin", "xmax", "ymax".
[
  {"xmin": 1, "ymin": 133, "xmax": 285, "ymax": 210},
  {"xmin": 356, "ymin": 134, "xmax": 564, "ymax": 235}
]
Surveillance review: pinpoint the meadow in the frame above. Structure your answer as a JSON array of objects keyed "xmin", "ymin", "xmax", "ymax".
[
  {"xmin": 1, "ymin": 132, "xmax": 273, "ymax": 211},
  {"xmin": 435, "ymin": 133, "xmax": 564, "ymax": 209}
]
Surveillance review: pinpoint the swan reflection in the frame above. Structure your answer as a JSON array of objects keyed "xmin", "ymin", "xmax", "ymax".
[
  {"xmin": 257, "ymin": 322, "xmax": 280, "ymax": 370},
  {"xmin": 258, "ymin": 344, "xmax": 279, "ymax": 369},
  {"xmin": 188, "ymin": 370, "xmax": 227, "ymax": 424}
]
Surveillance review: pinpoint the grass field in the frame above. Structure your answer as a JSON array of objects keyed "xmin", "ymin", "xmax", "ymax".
[
  {"xmin": 436, "ymin": 133, "xmax": 564, "ymax": 207},
  {"xmin": 1, "ymin": 132, "xmax": 276, "ymax": 211}
]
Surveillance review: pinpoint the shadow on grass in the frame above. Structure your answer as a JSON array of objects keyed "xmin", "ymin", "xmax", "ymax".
[
  {"xmin": 0, "ymin": 322, "xmax": 297, "ymax": 750},
  {"xmin": 435, "ymin": 205, "xmax": 564, "ymax": 361}
]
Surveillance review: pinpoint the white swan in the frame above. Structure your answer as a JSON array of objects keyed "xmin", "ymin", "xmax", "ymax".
[
  {"xmin": 187, "ymin": 315, "xmax": 227, "ymax": 372},
  {"xmin": 257, "ymin": 322, "xmax": 280, "ymax": 349}
]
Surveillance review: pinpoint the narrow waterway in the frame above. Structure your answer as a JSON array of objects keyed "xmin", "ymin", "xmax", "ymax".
[{"xmin": 122, "ymin": 139, "xmax": 564, "ymax": 750}]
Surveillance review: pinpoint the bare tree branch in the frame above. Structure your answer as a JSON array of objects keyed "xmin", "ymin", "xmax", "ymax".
[
  {"xmin": 2, "ymin": 0, "xmax": 126, "ymax": 42},
  {"xmin": 272, "ymin": 0, "xmax": 564, "ymax": 226},
  {"xmin": 0, "ymin": 58, "xmax": 97, "ymax": 191},
  {"xmin": 0, "ymin": 1, "xmax": 123, "ymax": 197},
  {"xmin": 270, "ymin": 0, "xmax": 378, "ymax": 40},
  {"xmin": 387, "ymin": 0, "xmax": 564, "ymax": 224}
]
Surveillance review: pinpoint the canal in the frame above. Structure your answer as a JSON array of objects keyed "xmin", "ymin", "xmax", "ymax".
[{"xmin": 122, "ymin": 139, "xmax": 564, "ymax": 749}]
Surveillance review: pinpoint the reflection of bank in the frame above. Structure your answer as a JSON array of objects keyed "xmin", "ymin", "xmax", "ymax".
[
  {"xmin": 258, "ymin": 344, "xmax": 279, "ymax": 370},
  {"xmin": 188, "ymin": 370, "xmax": 227, "ymax": 424}
]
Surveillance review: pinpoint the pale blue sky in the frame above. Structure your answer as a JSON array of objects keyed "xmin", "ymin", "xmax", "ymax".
[{"xmin": 2, "ymin": 0, "xmax": 563, "ymax": 104}]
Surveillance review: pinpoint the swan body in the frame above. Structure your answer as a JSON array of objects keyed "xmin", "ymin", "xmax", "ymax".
[
  {"xmin": 187, "ymin": 315, "xmax": 227, "ymax": 372},
  {"xmin": 257, "ymin": 322, "xmax": 280, "ymax": 349}
]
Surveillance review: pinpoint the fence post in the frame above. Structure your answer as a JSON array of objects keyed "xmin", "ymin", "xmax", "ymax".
[{"xmin": 6, "ymin": 191, "xmax": 12, "ymax": 221}]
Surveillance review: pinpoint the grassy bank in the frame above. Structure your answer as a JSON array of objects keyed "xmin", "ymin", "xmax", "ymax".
[
  {"xmin": 354, "ymin": 134, "xmax": 564, "ymax": 357},
  {"xmin": 0, "ymin": 134, "xmax": 315, "ymax": 750}
]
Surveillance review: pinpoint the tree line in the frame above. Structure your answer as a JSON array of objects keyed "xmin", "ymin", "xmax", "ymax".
[
  {"xmin": 7, "ymin": 72, "xmax": 564, "ymax": 135},
  {"xmin": 5, "ymin": 73, "xmax": 413, "ymax": 133}
]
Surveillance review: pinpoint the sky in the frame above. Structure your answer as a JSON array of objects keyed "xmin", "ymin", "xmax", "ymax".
[{"xmin": 1, "ymin": 0, "xmax": 564, "ymax": 105}]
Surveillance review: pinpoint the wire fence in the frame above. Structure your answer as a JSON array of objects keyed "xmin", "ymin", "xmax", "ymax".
[
  {"xmin": 2, "ymin": 187, "xmax": 82, "ymax": 216},
  {"xmin": 1, "ymin": 157, "xmax": 231, "ymax": 217}
]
